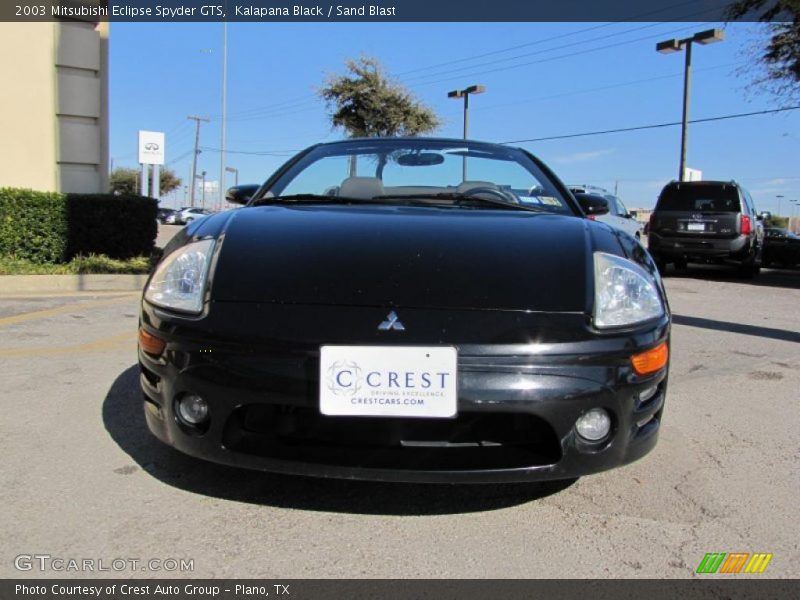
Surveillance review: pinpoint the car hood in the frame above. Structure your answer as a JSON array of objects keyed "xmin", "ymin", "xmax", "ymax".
[{"xmin": 210, "ymin": 205, "xmax": 592, "ymax": 312}]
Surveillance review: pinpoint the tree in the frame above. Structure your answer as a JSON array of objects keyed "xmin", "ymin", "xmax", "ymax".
[
  {"xmin": 319, "ymin": 56, "xmax": 440, "ymax": 138},
  {"xmin": 728, "ymin": 1, "xmax": 800, "ymax": 100},
  {"xmin": 109, "ymin": 167, "xmax": 182, "ymax": 197}
]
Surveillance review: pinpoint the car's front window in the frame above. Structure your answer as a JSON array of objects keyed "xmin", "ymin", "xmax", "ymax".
[{"xmin": 266, "ymin": 140, "xmax": 574, "ymax": 214}]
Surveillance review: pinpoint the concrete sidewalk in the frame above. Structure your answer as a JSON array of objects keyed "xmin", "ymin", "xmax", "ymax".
[{"xmin": 0, "ymin": 274, "xmax": 147, "ymax": 295}]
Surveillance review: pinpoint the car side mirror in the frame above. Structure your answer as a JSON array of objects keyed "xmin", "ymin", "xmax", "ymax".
[
  {"xmin": 575, "ymin": 194, "xmax": 609, "ymax": 216},
  {"xmin": 225, "ymin": 185, "xmax": 258, "ymax": 205},
  {"xmin": 623, "ymin": 213, "xmax": 633, "ymax": 219},
  {"xmin": 758, "ymin": 211, "xmax": 770, "ymax": 221}
]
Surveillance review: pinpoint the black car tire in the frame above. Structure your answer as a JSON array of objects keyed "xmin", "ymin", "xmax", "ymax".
[{"xmin": 739, "ymin": 250, "xmax": 761, "ymax": 279}]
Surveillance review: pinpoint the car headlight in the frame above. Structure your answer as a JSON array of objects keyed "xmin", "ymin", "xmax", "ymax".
[
  {"xmin": 593, "ymin": 252, "xmax": 664, "ymax": 328},
  {"xmin": 145, "ymin": 239, "xmax": 215, "ymax": 314}
]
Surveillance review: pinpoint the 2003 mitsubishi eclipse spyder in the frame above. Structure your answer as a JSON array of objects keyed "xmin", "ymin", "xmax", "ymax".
[{"xmin": 138, "ymin": 137, "xmax": 670, "ymax": 483}]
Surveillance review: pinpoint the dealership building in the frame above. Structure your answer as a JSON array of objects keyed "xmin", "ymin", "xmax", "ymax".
[{"xmin": 0, "ymin": 20, "xmax": 109, "ymax": 193}]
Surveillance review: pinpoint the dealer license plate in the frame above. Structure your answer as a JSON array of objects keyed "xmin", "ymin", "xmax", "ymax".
[
  {"xmin": 319, "ymin": 346, "xmax": 458, "ymax": 418},
  {"xmin": 687, "ymin": 222, "xmax": 705, "ymax": 231}
]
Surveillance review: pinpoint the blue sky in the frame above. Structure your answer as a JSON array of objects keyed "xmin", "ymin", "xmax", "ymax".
[{"xmin": 109, "ymin": 21, "xmax": 800, "ymax": 212}]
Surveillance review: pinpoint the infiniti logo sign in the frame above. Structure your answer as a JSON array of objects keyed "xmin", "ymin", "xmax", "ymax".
[
  {"xmin": 378, "ymin": 311, "xmax": 405, "ymax": 331},
  {"xmin": 144, "ymin": 142, "xmax": 160, "ymax": 151}
]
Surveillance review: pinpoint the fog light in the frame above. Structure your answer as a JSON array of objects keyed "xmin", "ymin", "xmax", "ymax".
[
  {"xmin": 575, "ymin": 408, "xmax": 611, "ymax": 441},
  {"xmin": 177, "ymin": 394, "xmax": 208, "ymax": 425}
]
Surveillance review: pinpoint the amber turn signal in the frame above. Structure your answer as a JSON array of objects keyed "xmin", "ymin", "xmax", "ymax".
[
  {"xmin": 631, "ymin": 342, "xmax": 668, "ymax": 376},
  {"xmin": 138, "ymin": 328, "xmax": 166, "ymax": 356}
]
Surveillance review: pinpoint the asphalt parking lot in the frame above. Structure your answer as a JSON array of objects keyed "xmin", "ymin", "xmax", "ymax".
[{"xmin": 1, "ymin": 262, "xmax": 798, "ymax": 579}]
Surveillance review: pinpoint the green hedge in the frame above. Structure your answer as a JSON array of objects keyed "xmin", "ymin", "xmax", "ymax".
[{"xmin": 0, "ymin": 188, "xmax": 157, "ymax": 263}]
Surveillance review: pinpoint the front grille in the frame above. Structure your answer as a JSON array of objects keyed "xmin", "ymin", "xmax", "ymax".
[{"xmin": 222, "ymin": 405, "xmax": 562, "ymax": 471}]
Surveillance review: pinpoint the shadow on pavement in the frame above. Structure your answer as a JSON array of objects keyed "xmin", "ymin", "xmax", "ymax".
[
  {"xmin": 664, "ymin": 263, "xmax": 800, "ymax": 290},
  {"xmin": 103, "ymin": 365, "xmax": 575, "ymax": 515},
  {"xmin": 671, "ymin": 314, "xmax": 800, "ymax": 344}
]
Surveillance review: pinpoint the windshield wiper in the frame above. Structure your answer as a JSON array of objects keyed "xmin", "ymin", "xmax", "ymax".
[
  {"xmin": 375, "ymin": 192, "xmax": 546, "ymax": 213},
  {"xmin": 251, "ymin": 193, "xmax": 379, "ymax": 206}
]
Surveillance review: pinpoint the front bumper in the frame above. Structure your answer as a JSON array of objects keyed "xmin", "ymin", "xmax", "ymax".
[{"xmin": 139, "ymin": 302, "xmax": 669, "ymax": 483}]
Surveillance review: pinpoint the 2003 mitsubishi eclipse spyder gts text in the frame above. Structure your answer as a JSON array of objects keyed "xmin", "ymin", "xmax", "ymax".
[{"xmin": 138, "ymin": 138, "xmax": 670, "ymax": 483}]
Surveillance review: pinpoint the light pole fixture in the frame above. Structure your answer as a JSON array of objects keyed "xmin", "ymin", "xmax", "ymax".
[
  {"xmin": 447, "ymin": 84, "xmax": 486, "ymax": 180},
  {"xmin": 225, "ymin": 166, "xmax": 239, "ymax": 187},
  {"xmin": 776, "ymin": 194, "xmax": 784, "ymax": 216},
  {"xmin": 656, "ymin": 28, "xmax": 724, "ymax": 182}
]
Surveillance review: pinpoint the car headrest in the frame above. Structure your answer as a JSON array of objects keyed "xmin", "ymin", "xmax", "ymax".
[
  {"xmin": 456, "ymin": 181, "xmax": 497, "ymax": 193},
  {"xmin": 339, "ymin": 177, "xmax": 385, "ymax": 199}
]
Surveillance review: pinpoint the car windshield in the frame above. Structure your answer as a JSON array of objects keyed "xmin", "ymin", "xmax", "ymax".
[
  {"xmin": 657, "ymin": 184, "xmax": 741, "ymax": 212},
  {"xmin": 261, "ymin": 139, "xmax": 574, "ymax": 214}
]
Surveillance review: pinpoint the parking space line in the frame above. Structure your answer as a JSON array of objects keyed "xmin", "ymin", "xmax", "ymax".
[
  {"xmin": 0, "ymin": 330, "xmax": 137, "ymax": 358},
  {"xmin": 0, "ymin": 294, "xmax": 137, "ymax": 328}
]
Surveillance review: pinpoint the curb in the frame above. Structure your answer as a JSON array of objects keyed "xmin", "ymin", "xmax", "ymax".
[{"xmin": 0, "ymin": 274, "xmax": 147, "ymax": 295}]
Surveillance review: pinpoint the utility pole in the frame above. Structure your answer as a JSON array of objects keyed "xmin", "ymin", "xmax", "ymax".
[{"xmin": 187, "ymin": 115, "xmax": 209, "ymax": 208}]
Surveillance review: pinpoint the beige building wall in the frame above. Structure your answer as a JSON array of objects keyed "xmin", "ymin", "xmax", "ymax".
[{"xmin": 0, "ymin": 20, "xmax": 108, "ymax": 193}]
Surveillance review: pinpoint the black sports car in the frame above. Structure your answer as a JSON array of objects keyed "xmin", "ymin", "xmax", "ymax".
[
  {"xmin": 139, "ymin": 137, "xmax": 670, "ymax": 483},
  {"xmin": 763, "ymin": 227, "xmax": 800, "ymax": 268}
]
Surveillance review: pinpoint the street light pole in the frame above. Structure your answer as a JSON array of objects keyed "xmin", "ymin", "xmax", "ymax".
[
  {"xmin": 225, "ymin": 166, "xmax": 238, "ymax": 187},
  {"xmin": 656, "ymin": 29, "xmax": 724, "ymax": 182},
  {"xmin": 447, "ymin": 84, "xmax": 486, "ymax": 180},
  {"xmin": 219, "ymin": 20, "xmax": 228, "ymax": 213},
  {"xmin": 200, "ymin": 170, "xmax": 207, "ymax": 209},
  {"xmin": 776, "ymin": 194, "xmax": 784, "ymax": 216},
  {"xmin": 678, "ymin": 40, "xmax": 692, "ymax": 183}
]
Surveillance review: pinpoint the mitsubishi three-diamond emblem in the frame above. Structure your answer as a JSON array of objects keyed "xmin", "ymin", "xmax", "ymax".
[{"xmin": 378, "ymin": 311, "xmax": 405, "ymax": 331}]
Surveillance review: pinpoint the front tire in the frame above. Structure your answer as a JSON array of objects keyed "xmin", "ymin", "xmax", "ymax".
[{"xmin": 739, "ymin": 249, "xmax": 761, "ymax": 279}]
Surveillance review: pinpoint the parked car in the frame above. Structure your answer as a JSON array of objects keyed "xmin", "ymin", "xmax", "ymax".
[
  {"xmin": 569, "ymin": 185, "xmax": 643, "ymax": 240},
  {"xmin": 157, "ymin": 207, "xmax": 177, "ymax": 224},
  {"xmin": 762, "ymin": 227, "xmax": 800, "ymax": 268},
  {"xmin": 175, "ymin": 207, "xmax": 211, "ymax": 225},
  {"xmin": 648, "ymin": 180, "xmax": 765, "ymax": 277},
  {"xmin": 139, "ymin": 137, "xmax": 670, "ymax": 484}
]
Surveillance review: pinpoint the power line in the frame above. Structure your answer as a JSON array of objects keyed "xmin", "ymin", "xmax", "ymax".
[
  {"xmin": 205, "ymin": 5, "xmax": 712, "ymax": 125},
  {"xmin": 501, "ymin": 106, "xmax": 800, "ymax": 144},
  {"xmin": 201, "ymin": 146, "xmax": 301, "ymax": 156},
  {"xmin": 464, "ymin": 62, "xmax": 739, "ymax": 114},
  {"xmin": 410, "ymin": 23, "xmax": 703, "ymax": 89},
  {"xmin": 404, "ymin": 21, "xmax": 701, "ymax": 85},
  {"xmin": 394, "ymin": 0, "xmax": 702, "ymax": 77},
  {"xmin": 166, "ymin": 148, "xmax": 195, "ymax": 166}
]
